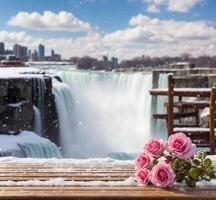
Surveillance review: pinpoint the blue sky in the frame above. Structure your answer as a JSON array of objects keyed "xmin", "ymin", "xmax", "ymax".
[{"xmin": 0, "ymin": 0, "xmax": 215, "ymax": 59}]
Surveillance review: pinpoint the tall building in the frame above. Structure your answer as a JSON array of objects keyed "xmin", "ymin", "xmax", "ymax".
[
  {"xmin": 28, "ymin": 50, "xmax": 31, "ymax": 58},
  {"xmin": 103, "ymin": 55, "xmax": 108, "ymax": 62},
  {"xmin": 30, "ymin": 50, "xmax": 38, "ymax": 61},
  {"xmin": 13, "ymin": 44, "xmax": 28, "ymax": 59},
  {"xmin": 38, "ymin": 44, "xmax": 45, "ymax": 58},
  {"xmin": 13, "ymin": 44, "xmax": 20, "ymax": 58},
  {"xmin": 50, "ymin": 50, "xmax": 61, "ymax": 61},
  {"xmin": 51, "ymin": 49, "xmax": 55, "ymax": 57},
  {"xmin": 21, "ymin": 46, "xmax": 28, "ymax": 58},
  {"xmin": 0, "ymin": 42, "xmax": 5, "ymax": 55},
  {"xmin": 111, "ymin": 57, "xmax": 118, "ymax": 65}
]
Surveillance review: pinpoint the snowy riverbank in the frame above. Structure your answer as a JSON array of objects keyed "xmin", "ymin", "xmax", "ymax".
[{"xmin": 0, "ymin": 131, "xmax": 61, "ymax": 158}]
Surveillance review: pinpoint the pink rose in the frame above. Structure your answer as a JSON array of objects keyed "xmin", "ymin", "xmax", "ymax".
[
  {"xmin": 135, "ymin": 168, "xmax": 150, "ymax": 185},
  {"xmin": 150, "ymin": 162, "xmax": 175, "ymax": 188},
  {"xmin": 144, "ymin": 138, "xmax": 164, "ymax": 158},
  {"xmin": 135, "ymin": 153, "xmax": 153, "ymax": 169},
  {"xmin": 166, "ymin": 132, "xmax": 196, "ymax": 160}
]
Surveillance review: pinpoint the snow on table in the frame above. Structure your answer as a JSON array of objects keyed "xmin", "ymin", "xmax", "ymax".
[{"xmin": 0, "ymin": 158, "xmax": 216, "ymax": 199}]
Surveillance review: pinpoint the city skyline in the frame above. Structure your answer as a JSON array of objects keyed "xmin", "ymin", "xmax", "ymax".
[
  {"xmin": 0, "ymin": 41, "xmax": 61, "ymax": 61},
  {"xmin": 0, "ymin": 0, "xmax": 215, "ymax": 59}
]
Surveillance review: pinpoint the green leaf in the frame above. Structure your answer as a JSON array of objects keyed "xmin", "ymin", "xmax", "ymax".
[
  {"xmin": 190, "ymin": 168, "xmax": 201, "ymax": 179},
  {"xmin": 196, "ymin": 151, "xmax": 206, "ymax": 160},
  {"xmin": 175, "ymin": 174, "xmax": 184, "ymax": 183},
  {"xmin": 203, "ymin": 158, "xmax": 212, "ymax": 169},
  {"xmin": 208, "ymin": 171, "xmax": 216, "ymax": 179},
  {"xmin": 173, "ymin": 159, "xmax": 182, "ymax": 170},
  {"xmin": 183, "ymin": 161, "xmax": 192, "ymax": 171},
  {"xmin": 185, "ymin": 176, "xmax": 196, "ymax": 188},
  {"xmin": 193, "ymin": 159, "xmax": 201, "ymax": 166}
]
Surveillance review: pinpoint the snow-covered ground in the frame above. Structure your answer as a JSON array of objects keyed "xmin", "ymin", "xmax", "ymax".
[
  {"xmin": 0, "ymin": 131, "xmax": 61, "ymax": 158},
  {"xmin": 0, "ymin": 67, "xmax": 42, "ymax": 78},
  {"xmin": 27, "ymin": 61, "xmax": 74, "ymax": 65}
]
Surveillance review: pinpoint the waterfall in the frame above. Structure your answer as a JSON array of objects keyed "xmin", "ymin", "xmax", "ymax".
[
  {"xmin": 0, "ymin": 131, "xmax": 61, "ymax": 158},
  {"xmin": 52, "ymin": 79, "xmax": 74, "ymax": 157},
  {"xmin": 33, "ymin": 76, "xmax": 46, "ymax": 135},
  {"xmin": 33, "ymin": 106, "xmax": 42, "ymax": 136},
  {"xmin": 154, "ymin": 73, "xmax": 168, "ymax": 140},
  {"xmin": 51, "ymin": 69, "xmax": 153, "ymax": 158}
]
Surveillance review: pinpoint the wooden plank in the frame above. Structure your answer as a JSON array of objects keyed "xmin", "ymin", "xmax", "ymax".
[
  {"xmin": 0, "ymin": 178, "xmax": 128, "ymax": 181},
  {"xmin": 0, "ymin": 169, "xmax": 135, "ymax": 173},
  {"xmin": 167, "ymin": 74, "xmax": 174, "ymax": 136},
  {"xmin": 164, "ymin": 101, "xmax": 209, "ymax": 109},
  {"xmin": 0, "ymin": 186, "xmax": 216, "ymax": 200},
  {"xmin": 0, "ymin": 163, "xmax": 134, "ymax": 167},
  {"xmin": 209, "ymin": 87, "xmax": 216, "ymax": 154},
  {"xmin": 153, "ymin": 112, "xmax": 197, "ymax": 120},
  {"xmin": 1, "ymin": 185, "xmax": 216, "ymax": 191},
  {"xmin": 0, "ymin": 172, "xmax": 133, "ymax": 177},
  {"xmin": 0, "ymin": 162, "xmax": 216, "ymax": 199},
  {"xmin": 0, "ymin": 165, "xmax": 134, "ymax": 169},
  {"xmin": 149, "ymin": 88, "xmax": 211, "ymax": 97}
]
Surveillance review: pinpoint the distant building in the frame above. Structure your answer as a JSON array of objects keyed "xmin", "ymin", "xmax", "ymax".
[
  {"xmin": 13, "ymin": 44, "xmax": 20, "ymax": 58},
  {"xmin": 33, "ymin": 50, "xmax": 38, "ymax": 57},
  {"xmin": 13, "ymin": 44, "xmax": 28, "ymax": 60},
  {"xmin": 38, "ymin": 44, "xmax": 45, "ymax": 58},
  {"xmin": 111, "ymin": 57, "xmax": 118, "ymax": 65},
  {"xmin": 0, "ymin": 42, "xmax": 5, "ymax": 55},
  {"xmin": 51, "ymin": 49, "xmax": 55, "ymax": 57},
  {"xmin": 0, "ymin": 42, "xmax": 61, "ymax": 61},
  {"xmin": 50, "ymin": 50, "xmax": 61, "ymax": 61},
  {"xmin": 168, "ymin": 62, "xmax": 195, "ymax": 69},
  {"xmin": 28, "ymin": 50, "xmax": 31, "ymax": 58},
  {"xmin": 103, "ymin": 55, "xmax": 108, "ymax": 62},
  {"xmin": 22, "ymin": 46, "xmax": 28, "ymax": 58},
  {"xmin": 29, "ymin": 50, "xmax": 38, "ymax": 61},
  {"xmin": 4, "ymin": 50, "xmax": 13, "ymax": 55}
]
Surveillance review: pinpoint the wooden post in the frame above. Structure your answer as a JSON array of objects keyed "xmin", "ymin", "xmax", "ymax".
[
  {"xmin": 178, "ymin": 96, "xmax": 183, "ymax": 125},
  {"xmin": 167, "ymin": 74, "xmax": 174, "ymax": 137},
  {"xmin": 195, "ymin": 108, "xmax": 200, "ymax": 127},
  {"xmin": 209, "ymin": 87, "xmax": 216, "ymax": 154}
]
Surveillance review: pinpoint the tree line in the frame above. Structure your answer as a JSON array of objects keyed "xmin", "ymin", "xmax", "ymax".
[{"xmin": 69, "ymin": 53, "xmax": 216, "ymax": 70}]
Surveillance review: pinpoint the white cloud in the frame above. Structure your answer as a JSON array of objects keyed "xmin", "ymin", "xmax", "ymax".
[
  {"xmin": 167, "ymin": 0, "xmax": 203, "ymax": 12},
  {"xmin": 147, "ymin": 4, "xmax": 160, "ymax": 13},
  {"xmin": 0, "ymin": 31, "xmax": 40, "ymax": 46},
  {"xmin": 103, "ymin": 14, "xmax": 216, "ymax": 57},
  {"xmin": 8, "ymin": 11, "xmax": 92, "ymax": 32},
  {"xmin": 2, "ymin": 14, "xmax": 216, "ymax": 60},
  {"xmin": 142, "ymin": 0, "xmax": 203, "ymax": 13}
]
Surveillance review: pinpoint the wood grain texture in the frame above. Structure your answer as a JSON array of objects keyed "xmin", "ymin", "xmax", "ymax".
[
  {"xmin": 149, "ymin": 88, "xmax": 211, "ymax": 97},
  {"xmin": 0, "ymin": 162, "xmax": 215, "ymax": 200}
]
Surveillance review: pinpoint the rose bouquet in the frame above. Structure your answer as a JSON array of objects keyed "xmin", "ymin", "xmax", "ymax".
[{"xmin": 134, "ymin": 132, "xmax": 216, "ymax": 188}]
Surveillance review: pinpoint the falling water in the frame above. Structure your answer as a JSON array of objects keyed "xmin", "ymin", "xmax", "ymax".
[
  {"xmin": 33, "ymin": 76, "xmax": 46, "ymax": 135},
  {"xmin": 154, "ymin": 73, "xmax": 168, "ymax": 140},
  {"xmin": 0, "ymin": 131, "xmax": 61, "ymax": 158},
  {"xmin": 33, "ymin": 106, "xmax": 42, "ymax": 136},
  {"xmin": 51, "ymin": 69, "xmax": 153, "ymax": 158},
  {"xmin": 52, "ymin": 79, "xmax": 74, "ymax": 157}
]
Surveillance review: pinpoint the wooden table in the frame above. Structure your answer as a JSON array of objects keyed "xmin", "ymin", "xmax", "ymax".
[
  {"xmin": 0, "ymin": 159, "xmax": 216, "ymax": 199},
  {"xmin": 149, "ymin": 88, "xmax": 211, "ymax": 97}
]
